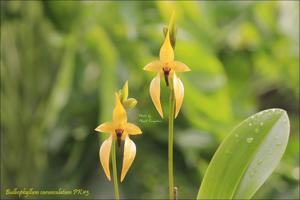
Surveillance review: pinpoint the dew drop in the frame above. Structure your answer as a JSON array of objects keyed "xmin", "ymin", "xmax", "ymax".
[
  {"xmin": 225, "ymin": 150, "xmax": 231, "ymax": 155},
  {"xmin": 246, "ymin": 137, "xmax": 254, "ymax": 143},
  {"xmin": 292, "ymin": 167, "xmax": 299, "ymax": 180},
  {"xmin": 250, "ymin": 171, "xmax": 256, "ymax": 177},
  {"xmin": 274, "ymin": 135, "xmax": 279, "ymax": 140},
  {"xmin": 257, "ymin": 159, "xmax": 263, "ymax": 165},
  {"xmin": 260, "ymin": 122, "xmax": 264, "ymax": 126},
  {"xmin": 268, "ymin": 149, "xmax": 273, "ymax": 155}
]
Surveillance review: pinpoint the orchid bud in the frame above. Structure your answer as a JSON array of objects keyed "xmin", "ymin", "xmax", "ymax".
[{"xmin": 123, "ymin": 98, "xmax": 137, "ymax": 109}]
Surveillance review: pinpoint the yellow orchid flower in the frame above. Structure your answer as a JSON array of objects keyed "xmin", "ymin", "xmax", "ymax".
[
  {"xmin": 143, "ymin": 31, "xmax": 190, "ymax": 118},
  {"xmin": 95, "ymin": 93, "xmax": 142, "ymax": 182}
]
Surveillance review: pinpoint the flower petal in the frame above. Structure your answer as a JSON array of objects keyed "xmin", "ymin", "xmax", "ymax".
[
  {"xmin": 121, "ymin": 136, "xmax": 136, "ymax": 182},
  {"xmin": 159, "ymin": 31, "xmax": 174, "ymax": 62},
  {"xmin": 143, "ymin": 60, "xmax": 163, "ymax": 72},
  {"xmin": 113, "ymin": 93, "xmax": 127, "ymax": 125},
  {"xmin": 99, "ymin": 135, "xmax": 112, "ymax": 181},
  {"xmin": 95, "ymin": 122, "xmax": 114, "ymax": 133},
  {"xmin": 173, "ymin": 73, "xmax": 184, "ymax": 118},
  {"xmin": 124, "ymin": 123, "xmax": 142, "ymax": 135},
  {"xmin": 172, "ymin": 61, "xmax": 191, "ymax": 72},
  {"xmin": 150, "ymin": 73, "xmax": 163, "ymax": 118}
]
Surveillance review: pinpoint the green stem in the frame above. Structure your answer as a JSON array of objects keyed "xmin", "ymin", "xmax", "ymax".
[
  {"xmin": 112, "ymin": 140, "xmax": 120, "ymax": 200},
  {"xmin": 168, "ymin": 86, "xmax": 175, "ymax": 199}
]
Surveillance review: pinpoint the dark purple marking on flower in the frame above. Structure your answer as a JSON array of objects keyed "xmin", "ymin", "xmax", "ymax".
[
  {"xmin": 115, "ymin": 129, "xmax": 124, "ymax": 147},
  {"xmin": 163, "ymin": 67, "xmax": 171, "ymax": 86}
]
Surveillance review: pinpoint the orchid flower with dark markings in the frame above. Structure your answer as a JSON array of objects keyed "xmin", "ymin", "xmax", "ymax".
[
  {"xmin": 143, "ymin": 31, "xmax": 190, "ymax": 118},
  {"xmin": 95, "ymin": 93, "xmax": 142, "ymax": 182}
]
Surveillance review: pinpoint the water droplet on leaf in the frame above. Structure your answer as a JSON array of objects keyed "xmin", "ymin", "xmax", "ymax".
[
  {"xmin": 268, "ymin": 149, "xmax": 273, "ymax": 155},
  {"xmin": 250, "ymin": 171, "xmax": 256, "ymax": 177},
  {"xmin": 257, "ymin": 159, "xmax": 263, "ymax": 165},
  {"xmin": 225, "ymin": 150, "xmax": 231, "ymax": 155},
  {"xmin": 276, "ymin": 142, "xmax": 282, "ymax": 146},
  {"xmin": 246, "ymin": 137, "xmax": 254, "ymax": 143}
]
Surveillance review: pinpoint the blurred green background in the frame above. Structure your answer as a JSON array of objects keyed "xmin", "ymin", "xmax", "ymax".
[{"xmin": 1, "ymin": 1, "xmax": 299, "ymax": 199}]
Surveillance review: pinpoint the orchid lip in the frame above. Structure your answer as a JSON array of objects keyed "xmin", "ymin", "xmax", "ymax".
[
  {"xmin": 163, "ymin": 67, "xmax": 171, "ymax": 86},
  {"xmin": 115, "ymin": 128, "xmax": 124, "ymax": 147}
]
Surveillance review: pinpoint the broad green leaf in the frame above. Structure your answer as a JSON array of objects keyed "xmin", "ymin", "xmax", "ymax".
[{"xmin": 197, "ymin": 109, "xmax": 290, "ymax": 199}]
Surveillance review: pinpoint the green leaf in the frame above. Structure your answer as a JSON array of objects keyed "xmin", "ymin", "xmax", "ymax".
[{"xmin": 197, "ymin": 109, "xmax": 290, "ymax": 199}]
